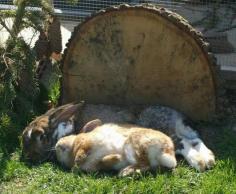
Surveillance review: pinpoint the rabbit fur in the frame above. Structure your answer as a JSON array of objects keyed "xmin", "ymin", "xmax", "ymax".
[
  {"xmin": 22, "ymin": 102, "xmax": 215, "ymax": 171},
  {"xmin": 21, "ymin": 102, "xmax": 83, "ymax": 162},
  {"xmin": 55, "ymin": 122, "xmax": 177, "ymax": 176}
]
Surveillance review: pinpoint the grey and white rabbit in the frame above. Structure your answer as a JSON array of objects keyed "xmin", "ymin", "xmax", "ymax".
[{"xmin": 137, "ymin": 106, "xmax": 215, "ymax": 172}]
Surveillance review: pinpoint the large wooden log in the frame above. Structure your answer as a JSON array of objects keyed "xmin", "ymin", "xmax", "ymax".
[{"xmin": 61, "ymin": 4, "xmax": 218, "ymax": 121}]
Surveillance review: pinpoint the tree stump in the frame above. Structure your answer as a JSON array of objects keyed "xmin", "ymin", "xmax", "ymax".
[{"xmin": 61, "ymin": 5, "xmax": 218, "ymax": 121}]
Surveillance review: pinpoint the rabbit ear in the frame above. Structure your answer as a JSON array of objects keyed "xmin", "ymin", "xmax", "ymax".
[
  {"xmin": 50, "ymin": 101, "xmax": 85, "ymax": 128},
  {"xmin": 45, "ymin": 101, "xmax": 84, "ymax": 117},
  {"xmin": 81, "ymin": 119, "xmax": 102, "ymax": 133}
]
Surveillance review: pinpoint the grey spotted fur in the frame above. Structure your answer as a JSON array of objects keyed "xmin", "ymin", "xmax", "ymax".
[{"xmin": 137, "ymin": 106, "xmax": 199, "ymax": 145}]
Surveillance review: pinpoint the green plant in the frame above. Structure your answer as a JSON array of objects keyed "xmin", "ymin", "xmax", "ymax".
[
  {"xmin": 0, "ymin": 0, "xmax": 54, "ymax": 119},
  {"xmin": 48, "ymin": 63, "xmax": 61, "ymax": 106}
]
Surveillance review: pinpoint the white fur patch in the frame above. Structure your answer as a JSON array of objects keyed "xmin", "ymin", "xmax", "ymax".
[
  {"xmin": 27, "ymin": 129, "xmax": 32, "ymax": 138},
  {"xmin": 174, "ymin": 115, "xmax": 215, "ymax": 171},
  {"xmin": 176, "ymin": 137, "xmax": 215, "ymax": 171},
  {"xmin": 148, "ymin": 146, "xmax": 159, "ymax": 167},
  {"xmin": 99, "ymin": 124, "xmax": 125, "ymax": 149},
  {"xmin": 79, "ymin": 124, "xmax": 128, "ymax": 171},
  {"xmin": 175, "ymin": 118, "xmax": 198, "ymax": 139},
  {"xmin": 177, "ymin": 138, "xmax": 206, "ymax": 172},
  {"xmin": 148, "ymin": 146, "xmax": 176, "ymax": 169},
  {"xmin": 53, "ymin": 121, "xmax": 74, "ymax": 140},
  {"xmin": 159, "ymin": 153, "xmax": 177, "ymax": 169},
  {"xmin": 193, "ymin": 138, "xmax": 215, "ymax": 169},
  {"xmin": 124, "ymin": 144, "xmax": 136, "ymax": 165}
]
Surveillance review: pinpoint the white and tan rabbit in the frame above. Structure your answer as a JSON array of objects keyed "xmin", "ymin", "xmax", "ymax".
[{"xmin": 55, "ymin": 120, "xmax": 177, "ymax": 176}]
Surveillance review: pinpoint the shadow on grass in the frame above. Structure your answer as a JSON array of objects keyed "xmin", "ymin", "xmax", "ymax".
[
  {"xmin": 197, "ymin": 117, "xmax": 236, "ymax": 169},
  {"xmin": 55, "ymin": 160, "xmax": 175, "ymax": 180},
  {"xmin": 0, "ymin": 153, "xmax": 10, "ymax": 180},
  {"xmin": 0, "ymin": 118, "xmax": 23, "ymax": 180},
  {"xmin": 0, "ymin": 141, "xmax": 19, "ymax": 180}
]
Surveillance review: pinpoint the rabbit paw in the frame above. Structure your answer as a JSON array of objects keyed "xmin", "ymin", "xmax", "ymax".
[
  {"xmin": 119, "ymin": 166, "xmax": 137, "ymax": 177},
  {"xmin": 119, "ymin": 165, "xmax": 150, "ymax": 177},
  {"xmin": 177, "ymin": 138, "xmax": 215, "ymax": 172},
  {"xmin": 191, "ymin": 138, "xmax": 215, "ymax": 170},
  {"xmin": 119, "ymin": 166, "xmax": 142, "ymax": 177}
]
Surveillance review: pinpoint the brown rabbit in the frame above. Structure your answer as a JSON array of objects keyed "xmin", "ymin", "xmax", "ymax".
[
  {"xmin": 55, "ymin": 120, "xmax": 177, "ymax": 176},
  {"xmin": 21, "ymin": 102, "xmax": 84, "ymax": 163}
]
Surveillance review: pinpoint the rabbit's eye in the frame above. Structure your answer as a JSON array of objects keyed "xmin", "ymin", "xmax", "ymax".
[{"xmin": 39, "ymin": 134, "xmax": 46, "ymax": 141}]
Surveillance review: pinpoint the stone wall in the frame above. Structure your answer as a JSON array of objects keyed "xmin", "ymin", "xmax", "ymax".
[{"xmin": 169, "ymin": 2, "xmax": 236, "ymax": 72}]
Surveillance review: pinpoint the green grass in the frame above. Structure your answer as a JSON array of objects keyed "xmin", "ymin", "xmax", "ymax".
[{"xmin": 0, "ymin": 119, "xmax": 236, "ymax": 194}]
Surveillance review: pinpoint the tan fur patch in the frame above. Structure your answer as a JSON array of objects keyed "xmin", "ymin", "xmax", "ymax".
[
  {"xmin": 72, "ymin": 133, "xmax": 93, "ymax": 166},
  {"xmin": 163, "ymin": 145, "xmax": 175, "ymax": 156},
  {"xmin": 124, "ymin": 127, "xmax": 175, "ymax": 167},
  {"xmin": 100, "ymin": 154, "xmax": 123, "ymax": 168},
  {"xmin": 198, "ymin": 160, "xmax": 206, "ymax": 172}
]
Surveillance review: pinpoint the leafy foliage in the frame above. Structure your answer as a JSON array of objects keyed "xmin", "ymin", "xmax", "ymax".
[
  {"xmin": 0, "ymin": 1, "xmax": 58, "ymax": 146},
  {"xmin": 0, "ymin": 113, "xmax": 20, "ymax": 154},
  {"xmin": 48, "ymin": 64, "xmax": 61, "ymax": 106},
  {"xmin": 0, "ymin": 0, "xmax": 55, "ymax": 116}
]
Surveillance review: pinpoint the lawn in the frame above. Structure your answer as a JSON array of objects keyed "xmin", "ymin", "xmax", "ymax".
[{"xmin": 0, "ymin": 117, "xmax": 236, "ymax": 194}]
